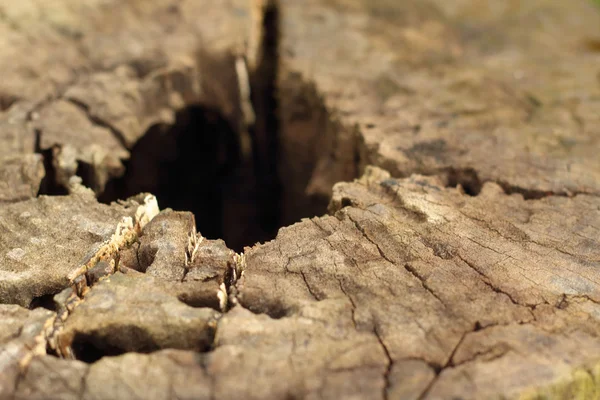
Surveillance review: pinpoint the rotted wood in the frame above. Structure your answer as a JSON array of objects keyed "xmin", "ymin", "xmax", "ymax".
[{"xmin": 1, "ymin": 0, "xmax": 600, "ymax": 399}]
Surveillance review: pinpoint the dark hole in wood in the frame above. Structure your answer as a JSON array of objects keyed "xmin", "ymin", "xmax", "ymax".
[
  {"xmin": 100, "ymin": 4, "xmax": 286, "ymax": 252},
  {"xmin": 37, "ymin": 147, "xmax": 69, "ymax": 196},
  {"xmin": 38, "ymin": 2, "xmax": 319, "ymax": 253},
  {"xmin": 69, "ymin": 327, "xmax": 164, "ymax": 363},
  {"xmin": 249, "ymin": 3, "xmax": 282, "ymax": 240},
  {"xmin": 69, "ymin": 325, "xmax": 215, "ymax": 363},
  {"xmin": 29, "ymin": 293, "xmax": 57, "ymax": 312},
  {"xmin": 99, "ymin": 106, "xmax": 275, "ymax": 252},
  {"xmin": 445, "ymin": 167, "xmax": 482, "ymax": 196},
  {"xmin": 69, "ymin": 333, "xmax": 122, "ymax": 364},
  {"xmin": 75, "ymin": 160, "xmax": 98, "ymax": 193}
]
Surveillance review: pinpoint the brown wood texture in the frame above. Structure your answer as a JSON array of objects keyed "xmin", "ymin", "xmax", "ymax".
[{"xmin": 1, "ymin": 0, "xmax": 600, "ymax": 399}]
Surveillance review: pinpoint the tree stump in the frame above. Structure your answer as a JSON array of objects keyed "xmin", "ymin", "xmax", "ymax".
[{"xmin": 1, "ymin": 0, "xmax": 600, "ymax": 399}]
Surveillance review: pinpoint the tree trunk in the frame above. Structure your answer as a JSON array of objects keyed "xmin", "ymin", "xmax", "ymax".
[{"xmin": 1, "ymin": 0, "xmax": 599, "ymax": 399}]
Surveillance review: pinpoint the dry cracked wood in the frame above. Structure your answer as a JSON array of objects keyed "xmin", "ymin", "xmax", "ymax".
[
  {"xmin": 0, "ymin": 190, "xmax": 158, "ymax": 307},
  {"xmin": 278, "ymin": 0, "xmax": 600, "ymax": 224},
  {"xmin": 237, "ymin": 167, "xmax": 600, "ymax": 399},
  {"xmin": 0, "ymin": 0, "xmax": 256, "ymax": 197},
  {"xmin": 1, "ymin": 0, "xmax": 600, "ymax": 399}
]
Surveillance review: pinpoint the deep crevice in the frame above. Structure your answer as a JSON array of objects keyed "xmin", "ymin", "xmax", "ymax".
[
  {"xmin": 439, "ymin": 167, "xmax": 585, "ymax": 199},
  {"xmin": 96, "ymin": 2, "xmax": 290, "ymax": 253},
  {"xmin": 69, "ymin": 326, "xmax": 216, "ymax": 364},
  {"xmin": 497, "ymin": 181, "xmax": 565, "ymax": 200},
  {"xmin": 443, "ymin": 167, "xmax": 482, "ymax": 196},
  {"xmin": 75, "ymin": 161, "xmax": 98, "ymax": 193},
  {"xmin": 34, "ymin": 0, "xmax": 330, "ymax": 254},
  {"xmin": 70, "ymin": 333, "xmax": 124, "ymax": 364},
  {"xmin": 249, "ymin": 1, "xmax": 283, "ymax": 239},
  {"xmin": 99, "ymin": 107, "xmax": 249, "ymax": 250},
  {"xmin": 240, "ymin": 301, "xmax": 292, "ymax": 320},
  {"xmin": 35, "ymin": 128, "xmax": 69, "ymax": 196},
  {"xmin": 29, "ymin": 293, "xmax": 58, "ymax": 312}
]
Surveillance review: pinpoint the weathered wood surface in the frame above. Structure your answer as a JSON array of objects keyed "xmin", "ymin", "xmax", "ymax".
[
  {"xmin": 0, "ymin": 0, "xmax": 254, "ymax": 198},
  {"xmin": 279, "ymin": 0, "xmax": 600, "ymax": 223},
  {"xmin": 1, "ymin": 0, "xmax": 600, "ymax": 399}
]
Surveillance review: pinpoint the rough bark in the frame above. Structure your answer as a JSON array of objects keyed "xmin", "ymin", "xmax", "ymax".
[{"xmin": 1, "ymin": 0, "xmax": 600, "ymax": 399}]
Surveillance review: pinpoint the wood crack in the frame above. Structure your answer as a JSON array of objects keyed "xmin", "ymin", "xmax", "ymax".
[
  {"xmin": 417, "ymin": 324, "xmax": 472, "ymax": 400},
  {"xmin": 373, "ymin": 325, "xmax": 392, "ymax": 400},
  {"xmin": 63, "ymin": 97, "xmax": 129, "ymax": 150},
  {"xmin": 301, "ymin": 270, "xmax": 320, "ymax": 302},
  {"xmin": 347, "ymin": 215, "xmax": 396, "ymax": 266},
  {"xmin": 456, "ymin": 254, "xmax": 533, "ymax": 313},
  {"xmin": 335, "ymin": 276, "xmax": 357, "ymax": 330},
  {"xmin": 403, "ymin": 263, "xmax": 447, "ymax": 308}
]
